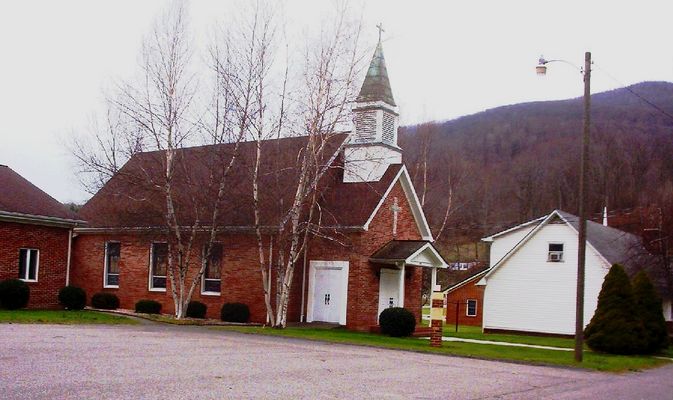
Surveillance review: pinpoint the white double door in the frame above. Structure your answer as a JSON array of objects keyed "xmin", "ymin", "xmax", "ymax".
[
  {"xmin": 307, "ymin": 261, "xmax": 348, "ymax": 325},
  {"xmin": 378, "ymin": 268, "xmax": 404, "ymax": 321}
]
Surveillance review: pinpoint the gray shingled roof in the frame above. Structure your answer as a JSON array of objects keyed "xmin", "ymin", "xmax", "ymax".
[
  {"xmin": 557, "ymin": 210, "xmax": 646, "ymax": 268},
  {"xmin": 557, "ymin": 210, "xmax": 670, "ymax": 298},
  {"xmin": 370, "ymin": 240, "xmax": 429, "ymax": 262},
  {"xmin": 356, "ymin": 41, "xmax": 396, "ymax": 106}
]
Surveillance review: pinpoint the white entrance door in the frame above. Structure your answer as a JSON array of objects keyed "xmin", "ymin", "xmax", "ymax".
[
  {"xmin": 378, "ymin": 268, "xmax": 403, "ymax": 320},
  {"xmin": 307, "ymin": 261, "xmax": 349, "ymax": 325}
]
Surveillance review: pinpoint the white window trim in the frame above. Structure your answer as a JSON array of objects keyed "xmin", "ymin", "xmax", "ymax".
[
  {"xmin": 466, "ymin": 299, "xmax": 478, "ymax": 317},
  {"xmin": 200, "ymin": 243, "xmax": 222, "ymax": 296},
  {"xmin": 547, "ymin": 242, "xmax": 565, "ymax": 263},
  {"xmin": 103, "ymin": 241, "xmax": 120, "ymax": 289},
  {"xmin": 19, "ymin": 248, "xmax": 39, "ymax": 282},
  {"xmin": 148, "ymin": 242, "xmax": 167, "ymax": 292}
]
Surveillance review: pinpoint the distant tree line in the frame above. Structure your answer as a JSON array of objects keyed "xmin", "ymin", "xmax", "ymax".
[{"xmin": 400, "ymin": 81, "xmax": 673, "ymax": 255}]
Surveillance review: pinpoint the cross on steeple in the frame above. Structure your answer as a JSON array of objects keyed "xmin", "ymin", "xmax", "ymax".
[
  {"xmin": 391, "ymin": 196, "xmax": 401, "ymax": 237},
  {"xmin": 376, "ymin": 23, "xmax": 384, "ymax": 43}
]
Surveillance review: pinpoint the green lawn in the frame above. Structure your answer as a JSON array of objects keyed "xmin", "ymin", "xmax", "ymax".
[
  {"xmin": 0, "ymin": 310, "xmax": 138, "ymax": 325},
  {"xmin": 215, "ymin": 325, "xmax": 670, "ymax": 372}
]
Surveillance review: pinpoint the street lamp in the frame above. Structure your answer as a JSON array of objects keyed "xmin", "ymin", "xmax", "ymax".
[{"xmin": 537, "ymin": 52, "xmax": 592, "ymax": 363}]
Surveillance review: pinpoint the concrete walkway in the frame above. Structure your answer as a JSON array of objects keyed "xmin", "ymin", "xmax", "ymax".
[{"xmin": 441, "ymin": 336, "xmax": 573, "ymax": 351}]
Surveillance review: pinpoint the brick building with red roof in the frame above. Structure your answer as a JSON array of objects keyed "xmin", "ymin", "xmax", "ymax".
[
  {"xmin": 66, "ymin": 40, "xmax": 447, "ymax": 329},
  {"xmin": 0, "ymin": 165, "xmax": 84, "ymax": 308}
]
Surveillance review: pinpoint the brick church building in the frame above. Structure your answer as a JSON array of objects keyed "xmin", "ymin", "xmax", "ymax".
[
  {"xmin": 0, "ymin": 165, "xmax": 84, "ymax": 308},
  {"xmin": 2, "ymin": 41, "xmax": 447, "ymax": 330}
]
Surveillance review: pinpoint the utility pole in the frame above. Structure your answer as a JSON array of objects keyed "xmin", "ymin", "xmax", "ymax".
[{"xmin": 575, "ymin": 51, "xmax": 591, "ymax": 362}]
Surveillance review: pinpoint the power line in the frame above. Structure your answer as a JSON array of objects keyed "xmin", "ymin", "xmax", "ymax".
[{"xmin": 593, "ymin": 64, "xmax": 673, "ymax": 122}]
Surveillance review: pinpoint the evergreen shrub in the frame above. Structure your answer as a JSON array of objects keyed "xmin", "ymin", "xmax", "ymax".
[
  {"xmin": 58, "ymin": 286, "xmax": 86, "ymax": 310},
  {"xmin": 91, "ymin": 292, "xmax": 120, "ymax": 310},
  {"xmin": 379, "ymin": 307, "xmax": 416, "ymax": 337},
  {"xmin": 584, "ymin": 264, "xmax": 646, "ymax": 354},
  {"xmin": 632, "ymin": 271, "xmax": 669, "ymax": 353},
  {"xmin": 135, "ymin": 299, "xmax": 162, "ymax": 314},
  {"xmin": 186, "ymin": 301, "xmax": 207, "ymax": 319},
  {"xmin": 0, "ymin": 279, "xmax": 30, "ymax": 310},
  {"xmin": 220, "ymin": 302, "xmax": 250, "ymax": 323}
]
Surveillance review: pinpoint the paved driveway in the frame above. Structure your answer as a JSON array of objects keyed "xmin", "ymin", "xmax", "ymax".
[{"xmin": 1, "ymin": 323, "xmax": 671, "ymax": 399}]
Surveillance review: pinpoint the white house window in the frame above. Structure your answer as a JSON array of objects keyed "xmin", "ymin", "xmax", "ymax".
[
  {"xmin": 201, "ymin": 243, "xmax": 222, "ymax": 295},
  {"xmin": 18, "ymin": 248, "xmax": 39, "ymax": 282},
  {"xmin": 466, "ymin": 299, "xmax": 478, "ymax": 317},
  {"xmin": 104, "ymin": 242, "xmax": 121, "ymax": 288},
  {"xmin": 150, "ymin": 243, "xmax": 168, "ymax": 290},
  {"xmin": 548, "ymin": 243, "xmax": 564, "ymax": 262}
]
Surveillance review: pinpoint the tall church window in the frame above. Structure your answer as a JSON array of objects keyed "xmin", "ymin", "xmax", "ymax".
[
  {"xmin": 104, "ymin": 242, "xmax": 121, "ymax": 288},
  {"xmin": 201, "ymin": 243, "xmax": 222, "ymax": 295},
  {"xmin": 149, "ymin": 242, "xmax": 168, "ymax": 291}
]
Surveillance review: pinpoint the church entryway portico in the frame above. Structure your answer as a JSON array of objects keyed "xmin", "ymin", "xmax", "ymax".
[{"xmin": 370, "ymin": 240, "xmax": 448, "ymax": 321}]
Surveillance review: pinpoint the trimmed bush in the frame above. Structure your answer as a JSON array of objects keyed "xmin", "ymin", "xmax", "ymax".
[
  {"xmin": 0, "ymin": 279, "xmax": 30, "ymax": 310},
  {"xmin": 379, "ymin": 307, "xmax": 416, "ymax": 337},
  {"xmin": 58, "ymin": 286, "xmax": 86, "ymax": 310},
  {"xmin": 632, "ymin": 271, "xmax": 669, "ymax": 353},
  {"xmin": 91, "ymin": 292, "xmax": 120, "ymax": 310},
  {"xmin": 220, "ymin": 302, "xmax": 250, "ymax": 323},
  {"xmin": 135, "ymin": 299, "xmax": 162, "ymax": 314},
  {"xmin": 584, "ymin": 264, "xmax": 646, "ymax": 354},
  {"xmin": 186, "ymin": 301, "xmax": 207, "ymax": 319}
]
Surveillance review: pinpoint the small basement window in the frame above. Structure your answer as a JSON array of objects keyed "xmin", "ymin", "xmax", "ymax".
[
  {"xmin": 19, "ymin": 248, "xmax": 39, "ymax": 282},
  {"xmin": 466, "ymin": 299, "xmax": 478, "ymax": 317},
  {"xmin": 548, "ymin": 243, "xmax": 564, "ymax": 262}
]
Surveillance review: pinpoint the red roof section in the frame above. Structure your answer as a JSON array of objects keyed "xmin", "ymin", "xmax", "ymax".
[
  {"xmin": 79, "ymin": 134, "xmax": 402, "ymax": 229},
  {"xmin": 0, "ymin": 165, "xmax": 80, "ymax": 221}
]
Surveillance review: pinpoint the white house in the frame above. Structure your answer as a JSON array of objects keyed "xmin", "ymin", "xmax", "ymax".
[{"xmin": 477, "ymin": 209, "xmax": 671, "ymax": 336}]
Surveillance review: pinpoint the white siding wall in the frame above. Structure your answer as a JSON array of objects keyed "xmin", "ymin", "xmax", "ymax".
[
  {"xmin": 488, "ymin": 226, "xmax": 536, "ymax": 268},
  {"xmin": 343, "ymin": 145, "xmax": 402, "ymax": 183},
  {"xmin": 483, "ymin": 223, "xmax": 609, "ymax": 335}
]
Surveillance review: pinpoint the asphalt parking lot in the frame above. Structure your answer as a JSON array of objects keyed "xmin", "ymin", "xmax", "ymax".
[{"xmin": 1, "ymin": 323, "xmax": 671, "ymax": 399}]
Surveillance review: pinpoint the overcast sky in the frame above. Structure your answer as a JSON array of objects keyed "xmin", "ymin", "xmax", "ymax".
[{"xmin": 1, "ymin": 0, "xmax": 672, "ymax": 204}]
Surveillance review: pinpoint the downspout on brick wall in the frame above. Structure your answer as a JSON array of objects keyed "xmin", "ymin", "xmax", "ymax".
[
  {"xmin": 65, "ymin": 229, "xmax": 73, "ymax": 285},
  {"xmin": 300, "ymin": 245, "xmax": 308, "ymax": 322}
]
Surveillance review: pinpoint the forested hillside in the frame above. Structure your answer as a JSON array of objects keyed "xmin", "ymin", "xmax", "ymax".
[{"xmin": 400, "ymin": 81, "xmax": 673, "ymax": 253}]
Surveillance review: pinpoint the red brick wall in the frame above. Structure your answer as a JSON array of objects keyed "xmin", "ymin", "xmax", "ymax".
[
  {"xmin": 445, "ymin": 277, "xmax": 484, "ymax": 327},
  {"xmin": 71, "ymin": 233, "xmax": 268, "ymax": 321},
  {"xmin": 302, "ymin": 181, "xmax": 423, "ymax": 331},
  {"xmin": 0, "ymin": 221, "xmax": 70, "ymax": 308},
  {"xmin": 70, "ymin": 180, "xmax": 425, "ymax": 329}
]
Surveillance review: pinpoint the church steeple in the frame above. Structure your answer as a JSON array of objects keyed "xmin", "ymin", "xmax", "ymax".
[
  {"xmin": 356, "ymin": 40, "xmax": 396, "ymax": 107},
  {"xmin": 344, "ymin": 28, "xmax": 402, "ymax": 183}
]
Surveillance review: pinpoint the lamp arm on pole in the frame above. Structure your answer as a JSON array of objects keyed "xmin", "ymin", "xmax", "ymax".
[{"xmin": 537, "ymin": 57, "xmax": 586, "ymax": 74}]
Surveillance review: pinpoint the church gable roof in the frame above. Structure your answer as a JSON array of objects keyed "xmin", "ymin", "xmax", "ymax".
[
  {"xmin": 79, "ymin": 134, "xmax": 405, "ymax": 231},
  {"xmin": 0, "ymin": 165, "xmax": 81, "ymax": 224},
  {"xmin": 356, "ymin": 41, "xmax": 396, "ymax": 106}
]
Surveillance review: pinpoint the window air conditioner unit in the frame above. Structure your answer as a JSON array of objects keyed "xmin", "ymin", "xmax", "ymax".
[{"xmin": 548, "ymin": 252, "xmax": 563, "ymax": 262}]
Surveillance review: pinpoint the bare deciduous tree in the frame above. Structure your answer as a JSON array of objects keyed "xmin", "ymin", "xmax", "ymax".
[
  {"xmin": 243, "ymin": 2, "xmax": 364, "ymax": 328},
  {"xmin": 70, "ymin": 2, "xmax": 247, "ymax": 318}
]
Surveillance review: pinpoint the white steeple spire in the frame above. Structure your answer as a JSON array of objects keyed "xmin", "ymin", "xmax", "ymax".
[{"xmin": 344, "ymin": 33, "xmax": 402, "ymax": 183}]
